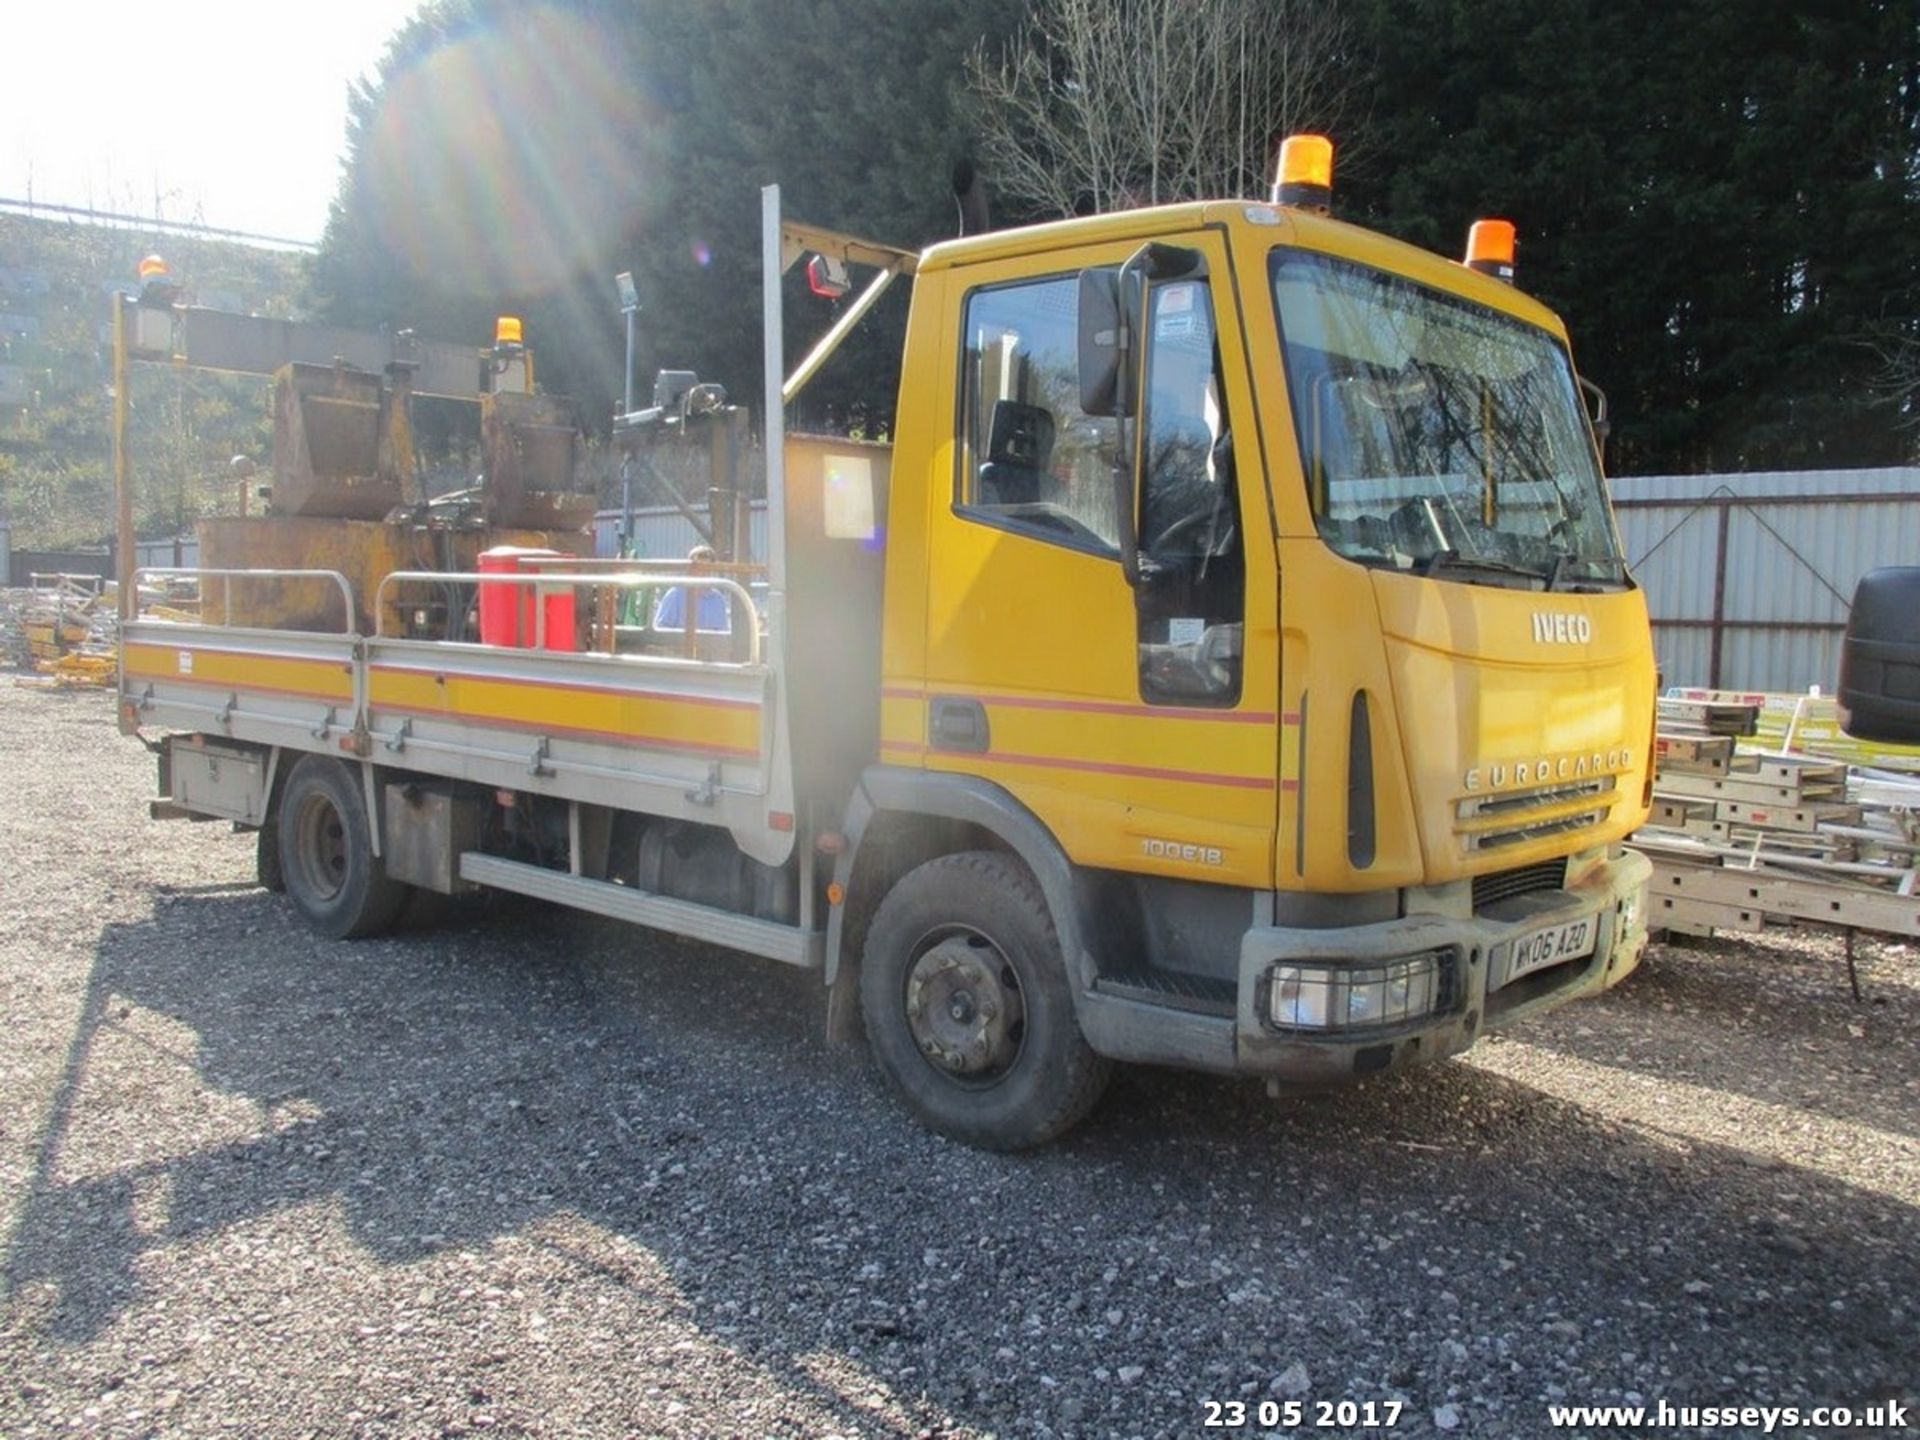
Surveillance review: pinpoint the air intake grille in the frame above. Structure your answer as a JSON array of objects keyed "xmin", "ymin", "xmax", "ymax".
[
  {"xmin": 1455, "ymin": 776, "xmax": 1617, "ymax": 852},
  {"xmin": 1473, "ymin": 859, "xmax": 1569, "ymax": 911}
]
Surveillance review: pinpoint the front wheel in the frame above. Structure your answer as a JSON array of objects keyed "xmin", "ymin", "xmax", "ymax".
[
  {"xmin": 859, "ymin": 851, "xmax": 1110, "ymax": 1149},
  {"xmin": 277, "ymin": 755, "xmax": 409, "ymax": 940}
]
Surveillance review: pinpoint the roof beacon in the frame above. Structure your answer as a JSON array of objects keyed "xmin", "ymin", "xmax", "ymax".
[{"xmin": 1272, "ymin": 135, "xmax": 1334, "ymax": 215}]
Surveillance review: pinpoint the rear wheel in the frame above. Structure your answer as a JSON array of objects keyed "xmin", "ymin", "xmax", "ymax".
[
  {"xmin": 277, "ymin": 755, "xmax": 408, "ymax": 939},
  {"xmin": 256, "ymin": 822, "xmax": 285, "ymax": 893},
  {"xmin": 859, "ymin": 851, "xmax": 1110, "ymax": 1149}
]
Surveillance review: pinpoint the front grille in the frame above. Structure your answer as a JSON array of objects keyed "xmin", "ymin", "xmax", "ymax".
[
  {"xmin": 1466, "ymin": 809, "xmax": 1608, "ymax": 852},
  {"xmin": 1457, "ymin": 777, "xmax": 1613, "ymax": 820},
  {"xmin": 1456, "ymin": 776, "xmax": 1616, "ymax": 852},
  {"xmin": 1473, "ymin": 859, "xmax": 1568, "ymax": 911}
]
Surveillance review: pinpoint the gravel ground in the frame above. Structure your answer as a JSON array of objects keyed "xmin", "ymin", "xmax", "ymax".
[{"xmin": 1, "ymin": 680, "xmax": 1916, "ymax": 1439}]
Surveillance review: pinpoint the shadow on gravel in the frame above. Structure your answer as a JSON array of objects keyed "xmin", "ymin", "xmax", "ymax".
[{"xmin": 7, "ymin": 889, "xmax": 1917, "ymax": 1430}]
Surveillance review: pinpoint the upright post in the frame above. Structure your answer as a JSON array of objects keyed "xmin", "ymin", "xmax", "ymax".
[
  {"xmin": 760, "ymin": 185, "xmax": 796, "ymax": 863},
  {"xmin": 623, "ymin": 303, "xmax": 637, "ymax": 416},
  {"xmin": 619, "ymin": 454, "xmax": 634, "ymax": 556},
  {"xmin": 112, "ymin": 295, "xmax": 133, "ymax": 620},
  {"xmin": 761, "ymin": 185, "xmax": 787, "ymax": 586}
]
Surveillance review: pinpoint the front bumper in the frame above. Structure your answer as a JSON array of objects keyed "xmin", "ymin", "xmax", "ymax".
[
  {"xmin": 1073, "ymin": 847, "xmax": 1650, "ymax": 1083},
  {"xmin": 1232, "ymin": 847, "xmax": 1651, "ymax": 1083}
]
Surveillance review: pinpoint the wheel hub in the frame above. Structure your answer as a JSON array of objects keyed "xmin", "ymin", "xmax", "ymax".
[
  {"xmin": 293, "ymin": 792, "xmax": 349, "ymax": 902},
  {"xmin": 904, "ymin": 936, "xmax": 1024, "ymax": 1079}
]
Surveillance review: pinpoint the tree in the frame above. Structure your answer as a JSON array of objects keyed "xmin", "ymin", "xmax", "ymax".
[
  {"xmin": 309, "ymin": 0, "xmax": 1026, "ymax": 450},
  {"xmin": 0, "ymin": 212, "xmax": 293, "ymax": 547},
  {"xmin": 964, "ymin": 0, "xmax": 1359, "ymax": 218},
  {"xmin": 1344, "ymin": 0, "xmax": 1920, "ymax": 474},
  {"xmin": 1863, "ymin": 323, "xmax": 1920, "ymax": 435}
]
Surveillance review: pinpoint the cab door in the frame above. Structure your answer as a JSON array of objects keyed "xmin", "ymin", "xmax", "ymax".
[{"xmin": 907, "ymin": 234, "xmax": 1280, "ymax": 889}]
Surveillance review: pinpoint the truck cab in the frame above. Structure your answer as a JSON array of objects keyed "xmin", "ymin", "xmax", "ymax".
[{"xmin": 838, "ymin": 191, "xmax": 1653, "ymax": 1139}]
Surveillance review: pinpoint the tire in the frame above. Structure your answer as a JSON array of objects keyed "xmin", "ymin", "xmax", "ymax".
[
  {"xmin": 859, "ymin": 850, "xmax": 1110, "ymax": 1150},
  {"xmin": 256, "ymin": 822, "xmax": 286, "ymax": 893},
  {"xmin": 276, "ymin": 756, "xmax": 409, "ymax": 940}
]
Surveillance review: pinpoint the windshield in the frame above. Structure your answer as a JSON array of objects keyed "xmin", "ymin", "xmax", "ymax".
[{"xmin": 1271, "ymin": 250, "xmax": 1625, "ymax": 589}]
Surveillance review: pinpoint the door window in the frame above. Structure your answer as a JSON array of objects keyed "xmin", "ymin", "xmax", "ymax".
[
  {"xmin": 956, "ymin": 276, "xmax": 1121, "ymax": 555},
  {"xmin": 1135, "ymin": 279, "xmax": 1245, "ymax": 705}
]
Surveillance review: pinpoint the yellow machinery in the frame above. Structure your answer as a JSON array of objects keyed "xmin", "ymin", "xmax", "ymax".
[
  {"xmin": 197, "ymin": 353, "xmax": 593, "ymax": 636},
  {"xmin": 110, "ymin": 278, "xmax": 597, "ymax": 633},
  {"xmin": 122, "ymin": 138, "xmax": 1655, "ymax": 1150}
]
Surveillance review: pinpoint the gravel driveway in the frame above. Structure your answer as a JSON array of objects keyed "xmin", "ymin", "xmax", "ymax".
[{"xmin": 2, "ymin": 682, "xmax": 1915, "ymax": 1438}]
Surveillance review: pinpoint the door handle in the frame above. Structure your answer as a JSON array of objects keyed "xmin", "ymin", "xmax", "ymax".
[{"xmin": 929, "ymin": 696, "xmax": 989, "ymax": 753}]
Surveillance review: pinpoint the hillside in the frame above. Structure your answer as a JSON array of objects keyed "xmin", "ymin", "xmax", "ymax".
[{"xmin": 0, "ymin": 212, "xmax": 307, "ymax": 549}]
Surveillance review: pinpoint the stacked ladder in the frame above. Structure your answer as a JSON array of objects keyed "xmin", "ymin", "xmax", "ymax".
[{"xmin": 1629, "ymin": 698, "xmax": 1920, "ymax": 942}]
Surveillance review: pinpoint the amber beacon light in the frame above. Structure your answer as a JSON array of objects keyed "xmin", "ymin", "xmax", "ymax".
[
  {"xmin": 1271, "ymin": 134, "xmax": 1334, "ymax": 213},
  {"xmin": 1465, "ymin": 219, "xmax": 1517, "ymax": 283}
]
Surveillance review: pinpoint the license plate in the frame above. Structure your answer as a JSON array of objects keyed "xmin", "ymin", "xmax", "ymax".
[{"xmin": 1505, "ymin": 915, "xmax": 1597, "ymax": 983}]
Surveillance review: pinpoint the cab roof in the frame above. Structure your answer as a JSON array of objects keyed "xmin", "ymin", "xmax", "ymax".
[{"xmin": 914, "ymin": 199, "xmax": 1568, "ymax": 341}]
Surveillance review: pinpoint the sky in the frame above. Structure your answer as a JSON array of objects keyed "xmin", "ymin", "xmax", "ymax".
[{"xmin": 1, "ymin": 0, "xmax": 427, "ymax": 244}]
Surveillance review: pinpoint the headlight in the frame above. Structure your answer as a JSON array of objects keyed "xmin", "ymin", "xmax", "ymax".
[{"xmin": 1268, "ymin": 951, "xmax": 1449, "ymax": 1032}]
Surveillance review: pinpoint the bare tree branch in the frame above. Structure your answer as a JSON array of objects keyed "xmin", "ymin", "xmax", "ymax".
[
  {"xmin": 1861, "ymin": 321, "xmax": 1920, "ymax": 431},
  {"xmin": 966, "ymin": 0, "xmax": 1358, "ymax": 219}
]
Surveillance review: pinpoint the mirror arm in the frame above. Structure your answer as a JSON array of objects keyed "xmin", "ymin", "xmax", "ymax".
[
  {"xmin": 1113, "ymin": 252, "xmax": 1147, "ymax": 589},
  {"xmin": 1580, "ymin": 375, "xmax": 1612, "ymax": 455}
]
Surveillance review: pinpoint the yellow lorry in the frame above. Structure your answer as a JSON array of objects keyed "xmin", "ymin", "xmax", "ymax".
[{"xmin": 120, "ymin": 140, "xmax": 1655, "ymax": 1149}]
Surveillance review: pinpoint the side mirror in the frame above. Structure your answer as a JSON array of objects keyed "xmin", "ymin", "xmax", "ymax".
[
  {"xmin": 1579, "ymin": 377, "xmax": 1611, "ymax": 455},
  {"xmin": 1582, "ymin": 378, "xmax": 1612, "ymax": 451},
  {"xmin": 1077, "ymin": 267, "xmax": 1127, "ymax": 417},
  {"xmin": 1080, "ymin": 244, "xmax": 1209, "ymax": 587},
  {"xmin": 1078, "ymin": 245, "xmax": 1205, "ymax": 419},
  {"xmin": 1838, "ymin": 567, "xmax": 1920, "ymax": 743}
]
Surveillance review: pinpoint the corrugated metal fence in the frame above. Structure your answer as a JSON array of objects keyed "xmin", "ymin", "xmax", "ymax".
[
  {"xmin": 593, "ymin": 504, "xmax": 768, "ymax": 563},
  {"xmin": 134, "ymin": 536, "xmax": 199, "ymax": 571},
  {"xmin": 3, "ymin": 536, "xmax": 199, "ymax": 589},
  {"xmin": 1612, "ymin": 466, "xmax": 1920, "ymax": 694}
]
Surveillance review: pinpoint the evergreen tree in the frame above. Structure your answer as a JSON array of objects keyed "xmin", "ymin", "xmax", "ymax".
[
  {"xmin": 309, "ymin": 0, "xmax": 1024, "ymax": 449},
  {"xmin": 1346, "ymin": 0, "xmax": 1920, "ymax": 473}
]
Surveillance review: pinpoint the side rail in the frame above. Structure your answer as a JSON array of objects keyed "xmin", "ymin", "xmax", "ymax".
[
  {"xmin": 374, "ymin": 568, "xmax": 765, "ymax": 665},
  {"xmin": 120, "ymin": 567, "xmax": 364, "ymax": 748},
  {"xmin": 366, "ymin": 568, "xmax": 794, "ymax": 869},
  {"xmin": 132, "ymin": 566, "xmax": 358, "ymax": 635}
]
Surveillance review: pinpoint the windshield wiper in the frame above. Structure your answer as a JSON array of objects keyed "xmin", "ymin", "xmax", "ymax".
[
  {"xmin": 1416, "ymin": 549, "xmax": 1548, "ymax": 587},
  {"xmin": 1545, "ymin": 548, "xmax": 1629, "ymax": 592}
]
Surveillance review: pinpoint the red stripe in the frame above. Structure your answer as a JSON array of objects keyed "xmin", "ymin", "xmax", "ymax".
[
  {"xmin": 883, "ymin": 685, "xmax": 1273, "ymax": 725},
  {"xmin": 371, "ymin": 663, "xmax": 761, "ymax": 711},
  {"xmin": 1280, "ymin": 778, "xmax": 1301, "ymax": 792},
  {"xmin": 887, "ymin": 739, "xmax": 1269, "ymax": 791},
  {"xmin": 1281, "ymin": 711, "xmax": 1302, "ymax": 725}
]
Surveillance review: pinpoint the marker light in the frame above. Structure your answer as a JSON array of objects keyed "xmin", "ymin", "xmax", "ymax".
[
  {"xmin": 137, "ymin": 254, "xmax": 169, "ymax": 281},
  {"xmin": 494, "ymin": 315, "xmax": 524, "ymax": 349},
  {"xmin": 1271, "ymin": 135, "xmax": 1334, "ymax": 213},
  {"xmin": 807, "ymin": 253, "xmax": 849, "ymax": 299},
  {"xmin": 1465, "ymin": 220, "xmax": 1517, "ymax": 283}
]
